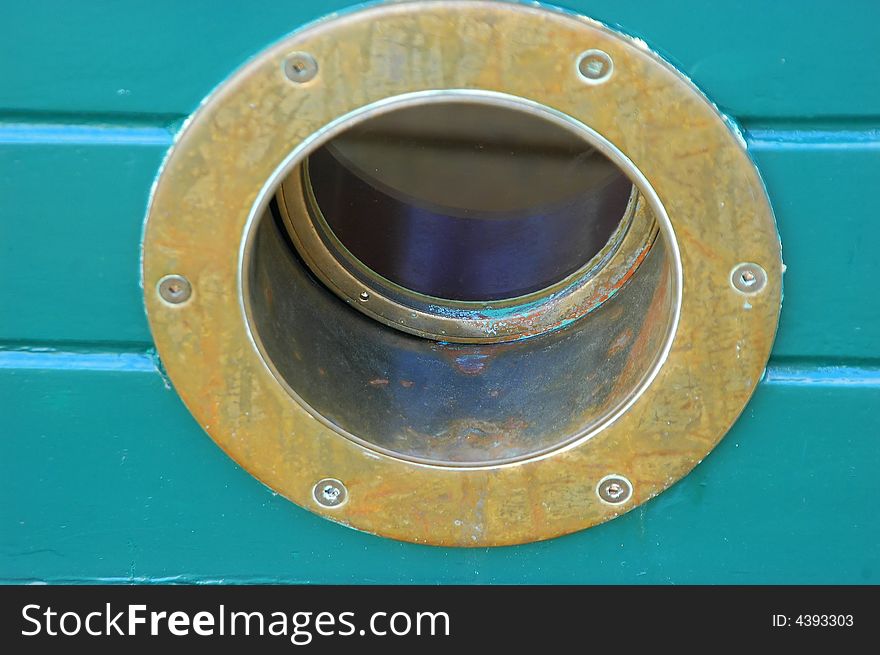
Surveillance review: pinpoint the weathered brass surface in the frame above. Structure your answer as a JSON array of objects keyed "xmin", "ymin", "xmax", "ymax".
[{"xmin": 142, "ymin": 1, "xmax": 782, "ymax": 546}]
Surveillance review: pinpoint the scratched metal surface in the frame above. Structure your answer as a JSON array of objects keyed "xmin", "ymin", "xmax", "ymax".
[{"xmin": 1, "ymin": 0, "xmax": 879, "ymax": 581}]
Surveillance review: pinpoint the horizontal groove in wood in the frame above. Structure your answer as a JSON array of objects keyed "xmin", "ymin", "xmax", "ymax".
[
  {"xmin": 1, "ymin": 118, "xmax": 878, "ymax": 147},
  {"xmin": 0, "ymin": 122, "xmax": 174, "ymax": 146},
  {"xmin": 3, "ymin": 348, "xmax": 878, "ymax": 387}
]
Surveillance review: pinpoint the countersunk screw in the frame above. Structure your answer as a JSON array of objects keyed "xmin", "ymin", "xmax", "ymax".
[
  {"xmin": 283, "ymin": 52, "xmax": 318, "ymax": 83},
  {"xmin": 313, "ymin": 478, "xmax": 347, "ymax": 508},
  {"xmin": 597, "ymin": 475, "xmax": 632, "ymax": 505},
  {"xmin": 576, "ymin": 49, "xmax": 613, "ymax": 84},
  {"xmin": 731, "ymin": 263, "xmax": 767, "ymax": 294},
  {"xmin": 158, "ymin": 275, "xmax": 192, "ymax": 304}
]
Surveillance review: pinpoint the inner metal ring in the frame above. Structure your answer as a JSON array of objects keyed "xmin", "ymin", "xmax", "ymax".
[{"xmin": 278, "ymin": 92, "xmax": 658, "ymax": 343}]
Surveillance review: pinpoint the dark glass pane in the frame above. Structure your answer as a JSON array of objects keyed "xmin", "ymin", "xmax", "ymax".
[{"xmin": 307, "ymin": 101, "xmax": 632, "ymax": 302}]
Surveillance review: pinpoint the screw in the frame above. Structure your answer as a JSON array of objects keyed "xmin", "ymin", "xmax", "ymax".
[
  {"xmin": 597, "ymin": 475, "xmax": 632, "ymax": 505},
  {"xmin": 158, "ymin": 275, "xmax": 192, "ymax": 304},
  {"xmin": 283, "ymin": 52, "xmax": 318, "ymax": 83},
  {"xmin": 359, "ymin": 291, "xmax": 370, "ymax": 302},
  {"xmin": 576, "ymin": 49, "xmax": 613, "ymax": 84},
  {"xmin": 731, "ymin": 263, "xmax": 767, "ymax": 294},
  {"xmin": 313, "ymin": 478, "xmax": 347, "ymax": 508}
]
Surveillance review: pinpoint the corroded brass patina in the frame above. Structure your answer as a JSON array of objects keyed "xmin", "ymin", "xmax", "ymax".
[{"xmin": 142, "ymin": 1, "xmax": 782, "ymax": 546}]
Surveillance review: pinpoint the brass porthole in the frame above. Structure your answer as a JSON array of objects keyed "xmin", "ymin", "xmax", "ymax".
[{"xmin": 142, "ymin": 1, "xmax": 782, "ymax": 546}]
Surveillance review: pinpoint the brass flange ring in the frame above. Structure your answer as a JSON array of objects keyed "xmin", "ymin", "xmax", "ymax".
[{"xmin": 142, "ymin": 1, "xmax": 781, "ymax": 546}]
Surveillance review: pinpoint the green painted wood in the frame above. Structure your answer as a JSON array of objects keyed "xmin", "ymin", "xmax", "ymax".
[
  {"xmin": 2, "ymin": 133, "xmax": 878, "ymax": 360},
  {"xmin": 1, "ymin": 364, "xmax": 877, "ymax": 584},
  {"xmin": 751, "ymin": 135, "xmax": 880, "ymax": 361},
  {"xmin": 0, "ymin": 1, "xmax": 878, "ymax": 121},
  {"xmin": 0, "ymin": 134, "xmax": 167, "ymax": 345}
]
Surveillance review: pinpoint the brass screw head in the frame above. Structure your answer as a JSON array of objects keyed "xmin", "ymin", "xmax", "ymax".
[
  {"xmin": 313, "ymin": 478, "xmax": 347, "ymax": 508},
  {"xmin": 731, "ymin": 263, "xmax": 767, "ymax": 294},
  {"xmin": 283, "ymin": 52, "xmax": 319, "ymax": 83},
  {"xmin": 597, "ymin": 475, "xmax": 633, "ymax": 504},
  {"xmin": 577, "ymin": 49, "xmax": 613, "ymax": 84},
  {"xmin": 158, "ymin": 275, "xmax": 192, "ymax": 304}
]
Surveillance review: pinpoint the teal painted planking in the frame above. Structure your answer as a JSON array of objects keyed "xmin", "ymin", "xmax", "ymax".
[
  {"xmin": 1, "ymin": 365, "xmax": 878, "ymax": 583},
  {"xmin": 1, "ymin": 1, "xmax": 879, "ymax": 120},
  {"xmin": 750, "ymin": 135, "xmax": 880, "ymax": 361},
  {"xmin": 2, "ymin": 131, "xmax": 879, "ymax": 359},
  {"xmin": 2, "ymin": 0, "xmax": 879, "ymax": 584},
  {"xmin": 0, "ymin": 133, "xmax": 167, "ymax": 344}
]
